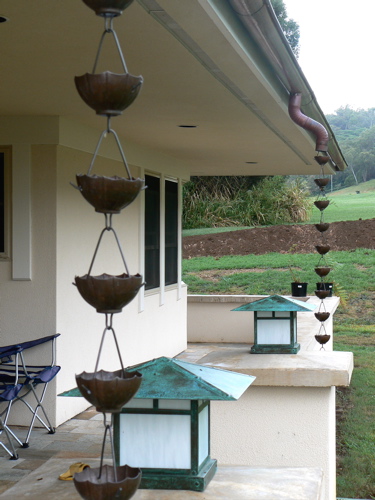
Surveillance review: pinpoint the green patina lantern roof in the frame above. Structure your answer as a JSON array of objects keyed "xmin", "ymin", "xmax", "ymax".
[
  {"xmin": 127, "ymin": 356, "xmax": 255, "ymax": 401},
  {"xmin": 232, "ymin": 294, "xmax": 316, "ymax": 313}
]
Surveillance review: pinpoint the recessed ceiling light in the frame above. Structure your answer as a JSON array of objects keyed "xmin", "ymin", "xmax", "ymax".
[
  {"xmin": 245, "ymin": 161, "xmax": 258, "ymax": 164},
  {"xmin": 178, "ymin": 125, "xmax": 197, "ymax": 128},
  {"xmin": 0, "ymin": 16, "xmax": 9, "ymax": 23}
]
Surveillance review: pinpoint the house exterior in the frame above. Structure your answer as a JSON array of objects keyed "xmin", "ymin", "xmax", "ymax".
[{"xmin": 1, "ymin": 1, "xmax": 349, "ymax": 498}]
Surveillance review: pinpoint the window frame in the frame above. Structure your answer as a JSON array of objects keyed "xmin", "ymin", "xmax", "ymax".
[
  {"xmin": 144, "ymin": 174, "xmax": 179, "ymax": 292},
  {"xmin": 0, "ymin": 147, "xmax": 12, "ymax": 260}
]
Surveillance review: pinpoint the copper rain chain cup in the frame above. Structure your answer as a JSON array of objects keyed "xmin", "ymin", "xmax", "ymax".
[
  {"xmin": 75, "ymin": 72, "xmax": 143, "ymax": 116},
  {"xmin": 81, "ymin": 0, "xmax": 136, "ymax": 17},
  {"xmin": 76, "ymin": 174, "xmax": 144, "ymax": 214},
  {"xmin": 75, "ymin": 370, "xmax": 142, "ymax": 413},
  {"xmin": 315, "ymin": 334, "xmax": 331, "ymax": 346},
  {"xmin": 315, "ymin": 245, "xmax": 330, "ymax": 255},
  {"xmin": 75, "ymin": 273, "xmax": 143, "ymax": 314},
  {"xmin": 74, "ymin": 464, "xmax": 141, "ymax": 500}
]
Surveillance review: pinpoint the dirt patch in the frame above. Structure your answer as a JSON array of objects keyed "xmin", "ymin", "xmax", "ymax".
[
  {"xmin": 193, "ymin": 268, "xmax": 289, "ymax": 282},
  {"xmin": 183, "ymin": 219, "xmax": 375, "ymax": 258}
]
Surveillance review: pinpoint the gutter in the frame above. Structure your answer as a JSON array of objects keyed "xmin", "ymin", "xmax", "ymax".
[{"xmin": 228, "ymin": 0, "xmax": 347, "ymax": 172}]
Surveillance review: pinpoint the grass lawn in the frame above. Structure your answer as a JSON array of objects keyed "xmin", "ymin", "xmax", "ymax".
[
  {"xmin": 309, "ymin": 190, "xmax": 375, "ymax": 224},
  {"xmin": 182, "ymin": 248, "xmax": 375, "ymax": 499}
]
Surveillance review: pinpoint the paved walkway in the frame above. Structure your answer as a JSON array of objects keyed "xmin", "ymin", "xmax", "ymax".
[
  {"xmin": 0, "ymin": 406, "xmax": 109, "ymax": 498},
  {"xmin": 0, "ymin": 407, "xmax": 326, "ymax": 500}
]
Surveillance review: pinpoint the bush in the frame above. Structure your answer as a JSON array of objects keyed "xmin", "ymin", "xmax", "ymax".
[{"xmin": 183, "ymin": 176, "xmax": 311, "ymax": 229}]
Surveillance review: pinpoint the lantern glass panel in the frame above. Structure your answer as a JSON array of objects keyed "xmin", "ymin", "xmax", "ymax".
[
  {"xmin": 198, "ymin": 405, "xmax": 209, "ymax": 466},
  {"xmin": 274, "ymin": 311, "xmax": 290, "ymax": 318},
  {"xmin": 257, "ymin": 311, "xmax": 273, "ymax": 318},
  {"xmin": 124, "ymin": 398, "xmax": 153, "ymax": 408},
  {"xmin": 257, "ymin": 319, "xmax": 290, "ymax": 344},
  {"xmin": 159, "ymin": 399, "xmax": 191, "ymax": 410},
  {"xmin": 119, "ymin": 413, "xmax": 191, "ymax": 469}
]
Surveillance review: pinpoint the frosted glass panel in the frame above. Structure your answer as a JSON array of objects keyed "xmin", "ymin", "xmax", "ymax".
[
  {"xmin": 198, "ymin": 406, "xmax": 209, "ymax": 466},
  {"xmin": 257, "ymin": 311, "xmax": 272, "ymax": 318},
  {"xmin": 275, "ymin": 312, "xmax": 290, "ymax": 318},
  {"xmin": 124, "ymin": 399, "xmax": 153, "ymax": 409},
  {"xmin": 119, "ymin": 414, "xmax": 191, "ymax": 469},
  {"xmin": 257, "ymin": 320, "xmax": 290, "ymax": 344},
  {"xmin": 159, "ymin": 399, "xmax": 191, "ymax": 410}
]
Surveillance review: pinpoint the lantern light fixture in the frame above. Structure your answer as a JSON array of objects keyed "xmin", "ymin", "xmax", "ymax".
[{"xmin": 232, "ymin": 295, "xmax": 316, "ymax": 354}]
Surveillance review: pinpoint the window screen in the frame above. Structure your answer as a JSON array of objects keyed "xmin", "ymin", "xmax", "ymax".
[
  {"xmin": 144, "ymin": 175, "xmax": 160, "ymax": 290},
  {"xmin": 165, "ymin": 180, "xmax": 178, "ymax": 286}
]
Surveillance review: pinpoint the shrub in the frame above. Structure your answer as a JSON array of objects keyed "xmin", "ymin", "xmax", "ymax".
[{"xmin": 183, "ymin": 176, "xmax": 311, "ymax": 229}]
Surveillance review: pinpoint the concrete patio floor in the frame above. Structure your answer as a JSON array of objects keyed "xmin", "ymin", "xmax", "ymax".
[{"xmin": 0, "ymin": 407, "xmax": 325, "ymax": 500}]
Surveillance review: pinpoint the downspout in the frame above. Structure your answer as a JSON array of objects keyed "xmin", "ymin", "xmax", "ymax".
[
  {"xmin": 288, "ymin": 93, "xmax": 329, "ymax": 153},
  {"xmin": 228, "ymin": 0, "xmax": 346, "ymax": 171}
]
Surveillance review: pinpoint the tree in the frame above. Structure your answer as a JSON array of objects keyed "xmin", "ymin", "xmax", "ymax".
[{"xmin": 270, "ymin": 0, "xmax": 300, "ymax": 57}]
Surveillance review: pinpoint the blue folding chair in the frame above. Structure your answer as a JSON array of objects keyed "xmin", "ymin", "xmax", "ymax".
[
  {"xmin": 0, "ymin": 346, "xmax": 23, "ymax": 459},
  {"xmin": 0, "ymin": 334, "xmax": 61, "ymax": 449}
]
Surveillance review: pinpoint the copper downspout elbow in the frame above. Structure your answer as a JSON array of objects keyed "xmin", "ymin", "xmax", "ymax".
[{"xmin": 288, "ymin": 93, "xmax": 329, "ymax": 152}]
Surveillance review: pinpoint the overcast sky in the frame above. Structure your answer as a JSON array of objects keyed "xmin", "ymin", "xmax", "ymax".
[{"xmin": 284, "ymin": 0, "xmax": 375, "ymax": 115}]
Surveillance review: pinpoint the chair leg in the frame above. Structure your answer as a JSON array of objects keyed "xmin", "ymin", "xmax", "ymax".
[
  {"xmin": 0, "ymin": 401, "xmax": 23, "ymax": 447},
  {"xmin": 0, "ymin": 417, "xmax": 19, "ymax": 460},
  {"xmin": 22, "ymin": 383, "xmax": 55, "ymax": 447}
]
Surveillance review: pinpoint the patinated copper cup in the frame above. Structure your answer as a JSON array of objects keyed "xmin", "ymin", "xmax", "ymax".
[
  {"xmin": 81, "ymin": 0, "xmax": 135, "ymax": 17},
  {"xmin": 314, "ymin": 156, "xmax": 330, "ymax": 166},
  {"xmin": 315, "ymin": 223, "xmax": 330, "ymax": 233},
  {"xmin": 74, "ymin": 464, "xmax": 141, "ymax": 500},
  {"xmin": 75, "ymin": 72, "xmax": 143, "ymax": 116},
  {"xmin": 314, "ymin": 178, "xmax": 330, "ymax": 189},
  {"xmin": 75, "ymin": 273, "xmax": 143, "ymax": 313},
  {"xmin": 315, "ymin": 334, "xmax": 331, "ymax": 346},
  {"xmin": 314, "ymin": 267, "xmax": 331, "ymax": 277},
  {"xmin": 314, "ymin": 200, "xmax": 330, "ymax": 211},
  {"xmin": 315, "ymin": 312, "xmax": 330, "ymax": 322},
  {"xmin": 315, "ymin": 289, "xmax": 330, "ymax": 300},
  {"xmin": 76, "ymin": 370, "xmax": 142, "ymax": 413},
  {"xmin": 76, "ymin": 175, "xmax": 144, "ymax": 214},
  {"xmin": 315, "ymin": 245, "xmax": 330, "ymax": 255}
]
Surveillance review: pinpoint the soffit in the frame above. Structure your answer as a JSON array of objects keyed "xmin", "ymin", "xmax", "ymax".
[{"xmin": 0, "ymin": 0, "xmax": 326, "ymax": 175}]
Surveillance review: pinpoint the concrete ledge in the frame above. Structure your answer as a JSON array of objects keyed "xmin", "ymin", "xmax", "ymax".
[
  {"xmin": 187, "ymin": 294, "xmax": 340, "ymax": 350},
  {"xmin": 137, "ymin": 466, "xmax": 324, "ymax": 500},
  {"xmin": 188, "ymin": 294, "xmax": 265, "ymax": 303},
  {"xmin": 177, "ymin": 343, "xmax": 353, "ymax": 387},
  {"xmin": 0, "ymin": 459, "xmax": 323, "ymax": 500}
]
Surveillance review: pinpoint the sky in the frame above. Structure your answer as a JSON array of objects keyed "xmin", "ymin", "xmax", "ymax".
[{"xmin": 284, "ymin": 0, "xmax": 375, "ymax": 115}]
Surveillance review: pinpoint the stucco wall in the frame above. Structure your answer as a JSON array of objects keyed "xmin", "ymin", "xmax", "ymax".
[
  {"xmin": 0, "ymin": 117, "xmax": 189, "ymax": 427},
  {"xmin": 187, "ymin": 296, "xmax": 261, "ymax": 343},
  {"xmin": 0, "ymin": 144, "xmax": 58, "ymax": 425},
  {"xmin": 55, "ymin": 144, "xmax": 187, "ymax": 425},
  {"xmin": 211, "ymin": 386, "xmax": 336, "ymax": 500}
]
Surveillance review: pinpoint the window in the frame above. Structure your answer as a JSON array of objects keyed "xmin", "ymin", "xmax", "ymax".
[
  {"xmin": 0, "ymin": 148, "xmax": 11, "ymax": 259},
  {"xmin": 0, "ymin": 153, "xmax": 5, "ymax": 253},
  {"xmin": 144, "ymin": 175, "xmax": 179, "ymax": 290},
  {"xmin": 144, "ymin": 175, "xmax": 160, "ymax": 290},
  {"xmin": 165, "ymin": 180, "xmax": 178, "ymax": 286}
]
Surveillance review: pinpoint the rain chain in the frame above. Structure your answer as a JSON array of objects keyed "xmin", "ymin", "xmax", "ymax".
[
  {"xmin": 72, "ymin": 1, "xmax": 144, "ymax": 498},
  {"xmin": 313, "ymin": 155, "xmax": 332, "ymax": 349}
]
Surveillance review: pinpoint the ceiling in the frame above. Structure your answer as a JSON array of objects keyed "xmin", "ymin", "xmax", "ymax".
[{"xmin": 0, "ymin": 0, "xmax": 334, "ymax": 176}]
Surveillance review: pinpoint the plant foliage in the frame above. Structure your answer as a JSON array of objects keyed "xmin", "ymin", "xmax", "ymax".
[
  {"xmin": 183, "ymin": 176, "xmax": 311, "ymax": 229},
  {"xmin": 270, "ymin": 0, "xmax": 300, "ymax": 57}
]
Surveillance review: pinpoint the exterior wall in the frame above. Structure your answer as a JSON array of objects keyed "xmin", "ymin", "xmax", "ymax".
[
  {"xmin": 211, "ymin": 386, "xmax": 336, "ymax": 500},
  {"xmin": 0, "ymin": 117, "xmax": 189, "ymax": 427},
  {"xmin": 183, "ymin": 295, "xmax": 348, "ymax": 500},
  {"xmin": 55, "ymin": 142, "xmax": 188, "ymax": 425},
  {"xmin": 0, "ymin": 144, "xmax": 58, "ymax": 425},
  {"xmin": 187, "ymin": 295, "xmax": 261, "ymax": 343}
]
